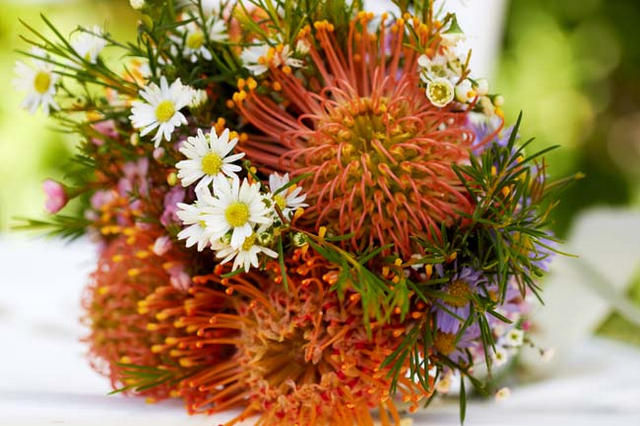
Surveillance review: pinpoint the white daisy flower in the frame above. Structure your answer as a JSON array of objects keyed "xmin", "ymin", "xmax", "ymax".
[
  {"xmin": 268, "ymin": 173, "xmax": 308, "ymax": 218},
  {"xmin": 492, "ymin": 346, "xmax": 509, "ymax": 367},
  {"xmin": 176, "ymin": 19, "xmax": 227, "ymax": 63},
  {"xmin": 241, "ymin": 42, "xmax": 303, "ymax": 76},
  {"xmin": 176, "ymin": 187, "xmax": 217, "ymax": 251},
  {"xmin": 208, "ymin": 18, "xmax": 228, "ymax": 43},
  {"xmin": 13, "ymin": 48, "xmax": 59, "ymax": 115},
  {"xmin": 279, "ymin": 44, "xmax": 304, "ymax": 69},
  {"xmin": 505, "ymin": 328, "xmax": 524, "ymax": 347},
  {"xmin": 72, "ymin": 25, "xmax": 107, "ymax": 64},
  {"xmin": 129, "ymin": 76, "xmax": 193, "ymax": 146},
  {"xmin": 176, "ymin": 127, "xmax": 245, "ymax": 191},
  {"xmin": 212, "ymin": 232, "xmax": 277, "ymax": 272},
  {"xmin": 206, "ymin": 176, "xmax": 272, "ymax": 248},
  {"xmin": 240, "ymin": 43, "xmax": 271, "ymax": 75}
]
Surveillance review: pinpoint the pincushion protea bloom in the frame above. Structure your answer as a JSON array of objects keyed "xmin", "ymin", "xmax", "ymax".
[
  {"xmin": 186, "ymin": 248, "xmax": 431, "ymax": 424},
  {"xmin": 82, "ymin": 227, "xmax": 235, "ymax": 403},
  {"xmin": 236, "ymin": 15, "xmax": 480, "ymax": 256}
]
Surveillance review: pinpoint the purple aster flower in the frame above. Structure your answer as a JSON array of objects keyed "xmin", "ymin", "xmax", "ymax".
[
  {"xmin": 434, "ymin": 267, "xmax": 487, "ymax": 334},
  {"xmin": 467, "ymin": 114, "xmax": 513, "ymax": 155}
]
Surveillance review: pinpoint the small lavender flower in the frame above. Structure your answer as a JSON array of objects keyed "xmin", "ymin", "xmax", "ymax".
[{"xmin": 434, "ymin": 267, "xmax": 487, "ymax": 334}]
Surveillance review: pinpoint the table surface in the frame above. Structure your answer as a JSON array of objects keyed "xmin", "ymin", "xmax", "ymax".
[{"xmin": 1, "ymin": 237, "xmax": 640, "ymax": 426}]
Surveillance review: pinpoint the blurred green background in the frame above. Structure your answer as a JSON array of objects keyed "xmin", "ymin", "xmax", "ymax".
[{"xmin": 0, "ymin": 0, "xmax": 638, "ymax": 341}]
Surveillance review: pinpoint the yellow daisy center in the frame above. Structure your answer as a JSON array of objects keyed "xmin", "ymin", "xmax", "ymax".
[
  {"xmin": 433, "ymin": 331, "xmax": 456, "ymax": 356},
  {"xmin": 446, "ymin": 280, "xmax": 472, "ymax": 308},
  {"xmin": 186, "ymin": 31, "xmax": 205, "ymax": 49},
  {"xmin": 225, "ymin": 202, "xmax": 250, "ymax": 227},
  {"xmin": 201, "ymin": 152, "xmax": 223, "ymax": 176},
  {"xmin": 34, "ymin": 71, "xmax": 51, "ymax": 94},
  {"xmin": 242, "ymin": 233, "xmax": 256, "ymax": 251},
  {"xmin": 155, "ymin": 100, "xmax": 176, "ymax": 123},
  {"xmin": 273, "ymin": 194, "xmax": 287, "ymax": 210}
]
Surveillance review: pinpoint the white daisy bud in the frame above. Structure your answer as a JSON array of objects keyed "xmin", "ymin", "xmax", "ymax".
[
  {"xmin": 189, "ymin": 88, "xmax": 209, "ymax": 109},
  {"xmin": 292, "ymin": 232, "xmax": 307, "ymax": 247},
  {"xmin": 257, "ymin": 231, "xmax": 274, "ymax": 246}
]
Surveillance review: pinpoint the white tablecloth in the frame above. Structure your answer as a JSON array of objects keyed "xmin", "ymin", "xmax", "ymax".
[{"xmin": 1, "ymin": 237, "xmax": 639, "ymax": 425}]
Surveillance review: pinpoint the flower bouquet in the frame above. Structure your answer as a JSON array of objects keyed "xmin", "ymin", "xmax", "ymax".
[{"xmin": 14, "ymin": 0, "xmax": 575, "ymax": 424}]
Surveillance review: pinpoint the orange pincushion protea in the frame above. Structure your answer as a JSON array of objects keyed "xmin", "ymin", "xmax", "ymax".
[
  {"xmin": 189, "ymin": 248, "xmax": 431, "ymax": 425},
  {"xmin": 82, "ymin": 227, "xmax": 235, "ymax": 402},
  {"xmin": 236, "ymin": 15, "xmax": 475, "ymax": 256}
]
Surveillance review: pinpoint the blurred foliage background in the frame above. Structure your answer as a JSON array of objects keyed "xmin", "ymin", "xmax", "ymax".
[
  {"xmin": 0, "ymin": 0, "xmax": 137, "ymax": 231},
  {"xmin": 0, "ymin": 0, "xmax": 638, "ymax": 340}
]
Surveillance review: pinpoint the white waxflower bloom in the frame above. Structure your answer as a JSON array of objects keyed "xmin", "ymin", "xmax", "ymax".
[
  {"xmin": 129, "ymin": 76, "xmax": 193, "ymax": 146},
  {"xmin": 72, "ymin": 25, "xmax": 107, "ymax": 64},
  {"xmin": 505, "ymin": 328, "xmax": 524, "ymax": 347},
  {"xmin": 130, "ymin": 0, "xmax": 145, "ymax": 10},
  {"xmin": 13, "ymin": 47, "xmax": 59, "ymax": 115},
  {"xmin": 492, "ymin": 346, "xmax": 509, "ymax": 367},
  {"xmin": 206, "ymin": 176, "xmax": 272, "ymax": 248},
  {"xmin": 212, "ymin": 232, "xmax": 277, "ymax": 272},
  {"xmin": 455, "ymin": 79, "xmax": 475, "ymax": 103},
  {"xmin": 176, "ymin": 187, "xmax": 218, "ymax": 251},
  {"xmin": 426, "ymin": 77, "xmax": 454, "ymax": 108},
  {"xmin": 418, "ymin": 53, "xmax": 457, "ymax": 83},
  {"xmin": 176, "ymin": 127, "xmax": 245, "ymax": 191},
  {"xmin": 268, "ymin": 173, "xmax": 308, "ymax": 218},
  {"xmin": 441, "ymin": 32, "xmax": 466, "ymax": 48}
]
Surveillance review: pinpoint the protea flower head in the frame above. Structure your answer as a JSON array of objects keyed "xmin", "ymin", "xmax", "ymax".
[
  {"xmin": 235, "ymin": 14, "xmax": 479, "ymax": 256},
  {"xmin": 192, "ymin": 248, "xmax": 431, "ymax": 424},
  {"xmin": 82, "ymin": 226, "xmax": 235, "ymax": 403}
]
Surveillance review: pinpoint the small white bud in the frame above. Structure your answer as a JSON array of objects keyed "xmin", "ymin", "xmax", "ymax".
[
  {"xmin": 130, "ymin": 0, "xmax": 145, "ymax": 10},
  {"xmin": 455, "ymin": 79, "xmax": 474, "ymax": 103},
  {"xmin": 476, "ymin": 78, "xmax": 489, "ymax": 96},
  {"xmin": 495, "ymin": 387, "xmax": 511, "ymax": 401}
]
